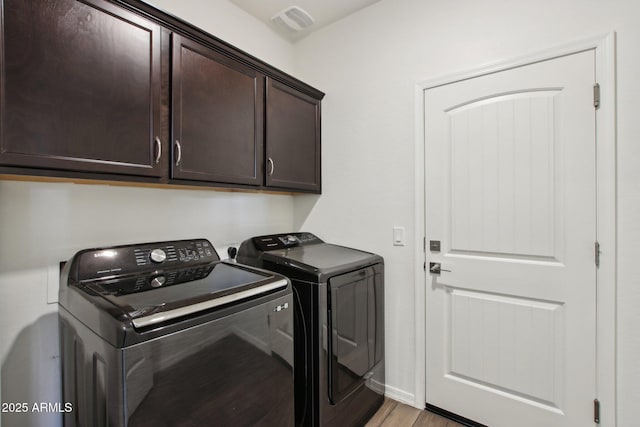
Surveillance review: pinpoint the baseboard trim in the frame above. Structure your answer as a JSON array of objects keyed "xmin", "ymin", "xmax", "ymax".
[
  {"xmin": 424, "ymin": 403, "xmax": 488, "ymax": 427},
  {"xmin": 384, "ymin": 385, "xmax": 415, "ymax": 406}
]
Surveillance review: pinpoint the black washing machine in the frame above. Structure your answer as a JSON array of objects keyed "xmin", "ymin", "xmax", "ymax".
[
  {"xmin": 58, "ymin": 238, "xmax": 294, "ymax": 427},
  {"xmin": 238, "ymin": 232, "xmax": 384, "ymax": 427}
]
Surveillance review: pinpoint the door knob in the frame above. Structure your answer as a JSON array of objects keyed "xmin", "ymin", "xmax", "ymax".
[{"xmin": 429, "ymin": 262, "xmax": 451, "ymax": 274}]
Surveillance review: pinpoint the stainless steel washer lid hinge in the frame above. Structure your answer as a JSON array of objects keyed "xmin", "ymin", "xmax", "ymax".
[{"xmin": 593, "ymin": 83, "xmax": 600, "ymax": 109}]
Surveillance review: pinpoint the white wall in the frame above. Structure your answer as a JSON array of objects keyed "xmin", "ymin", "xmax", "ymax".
[
  {"xmin": 145, "ymin": 0, "xmax": 294, "ymax": 73},
  {"xmin": 292, "ymin": 0, "xmax": 640, "ymax": 423},
  {"xmin": 5, "ymin": 0, "xmax": 640, "ymax": 424},
  {"xmin": 0, "ymin": 1, "xmax": 295, "ymax": 426}
]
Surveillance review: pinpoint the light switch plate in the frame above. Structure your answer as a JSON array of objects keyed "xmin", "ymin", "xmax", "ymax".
[{"xmin": 393, "ymin": 226, "xmax": 405, "ymax": 246}]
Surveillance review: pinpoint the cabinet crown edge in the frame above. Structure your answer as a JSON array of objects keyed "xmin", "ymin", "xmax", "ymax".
[{"xmin": 115, "ymin": 0, "xmax": 325, "ymax": 100}]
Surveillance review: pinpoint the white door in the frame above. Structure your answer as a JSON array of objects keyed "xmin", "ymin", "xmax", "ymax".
[{"xmin": 424, "ymin": 50, "xmax": 596, "ymax": 427}]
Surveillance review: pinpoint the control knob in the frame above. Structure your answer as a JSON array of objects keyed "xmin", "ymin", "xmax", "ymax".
[
  {"xmin": 284, "ymin": 235, "xmax": 298, "ymax": 245},
  {"xmin": 150, "ymin": 276, "xmax": 166, "ymax": 288},
  {"xmin": 149, "ymin": 248, "xmax": 167, "ymax": 263}
]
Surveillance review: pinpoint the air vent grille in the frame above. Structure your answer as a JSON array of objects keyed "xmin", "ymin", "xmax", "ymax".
[{"xmin": 271, "ymin": 6, "xmax": 314, "ymax": 32}]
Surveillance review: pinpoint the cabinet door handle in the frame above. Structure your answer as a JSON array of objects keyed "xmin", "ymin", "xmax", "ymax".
[
  {"xmin": 154, "ymin": 137, "xmax": 162, "ymax": 164},
  {"xmin": 175, "ymin": 140, "xmax": 182, "ymax": 166},
  {"xmin": 268, "ymin": 157, "xmax": 274, "ymax": 176}
]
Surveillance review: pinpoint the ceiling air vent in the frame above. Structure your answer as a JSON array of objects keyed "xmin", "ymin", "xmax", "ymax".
[{"xmin": 271, "ymin": 6, "xmax": 315, "ymax": 32}]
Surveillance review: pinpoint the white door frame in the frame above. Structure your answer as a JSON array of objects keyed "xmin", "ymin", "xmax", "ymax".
[{"xmin": 413, "ymin": 33, "xmax": 616, "ymax": 426}]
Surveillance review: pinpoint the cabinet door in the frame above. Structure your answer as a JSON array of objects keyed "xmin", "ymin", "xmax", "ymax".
[
  {"xmin": 265, "ymin": 78, "xmax": 321, "ymax": 193},
  {"xmin": 0, "ymin": 0, "xmax": 163, "ymax": 177},
  {"xmin": 171, "ymin": 34, "xmax": 264, "ymax": 186}
]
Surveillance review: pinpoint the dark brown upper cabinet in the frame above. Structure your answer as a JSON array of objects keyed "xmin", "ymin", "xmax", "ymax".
[
  {"xmin": 171, "ymin": 35, "xmax": 264, "ymax": 186},
  {"xmin": 0, "ymin": 0, "xmax": 324, "ymax": 192},
  {"xmin": 0, "ymin": 0, "xmax": 163, "ymax": 177},
  {"xmin": 266, "ymin": 78, "xmax": 321, "ymax": 193}
]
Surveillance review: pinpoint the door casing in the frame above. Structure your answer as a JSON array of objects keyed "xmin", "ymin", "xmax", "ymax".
[{"xmin": 412, "ymin": 33, "xmax": 616, "ymax": 426}]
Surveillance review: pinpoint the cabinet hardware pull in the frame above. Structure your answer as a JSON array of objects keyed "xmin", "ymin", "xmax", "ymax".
[
  {"xmin": 175, "ymin": 140, "xmax": 182, "ymax": 166},
  {"xmin": 154, "ymin": 137, "xmax": 162, "ymax": 164},
  {"xmin": 268, "ymin": 157, "xmax": 274, "ymax": 176}
]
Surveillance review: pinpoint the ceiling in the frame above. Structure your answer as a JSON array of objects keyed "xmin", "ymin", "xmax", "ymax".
[{"xmin": 229, "ymin": 0, "xmax": 382, "ymax": 42}]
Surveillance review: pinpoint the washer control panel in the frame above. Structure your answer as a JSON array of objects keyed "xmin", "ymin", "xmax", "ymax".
[
  {"xmin": 87, "ymin": 264, "xmax": 216, "ymax": 296},
  {"xmin": 252, "ymin": 232, "xmax": 323, "ymax": 251},
  {"xmin": 73, "ymin": 239, "xmax": 219, "ymax": 282}
]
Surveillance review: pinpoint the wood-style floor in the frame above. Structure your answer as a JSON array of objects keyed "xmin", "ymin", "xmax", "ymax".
[{"xmin": 365, "ymin": 398, "xmax": 465, "ymax": 427}]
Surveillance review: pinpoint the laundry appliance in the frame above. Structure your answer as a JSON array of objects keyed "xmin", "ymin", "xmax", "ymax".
[
  {"xmin": 238, "ymin": 232, "xmax": 384, "ymax": 427},
  {"xmin": 58, "ymin": 238, "xmax": 294, "ymax": 427}
]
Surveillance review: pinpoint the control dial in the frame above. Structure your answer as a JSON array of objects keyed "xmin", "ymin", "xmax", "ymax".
[
  {"xmin": 149, "ymin": 248, "xmax": 167, "ymax": 263},
  {"xmin": 150, "ymin": 276, "xmax": 166, "ymax": 288},
  {"xmin": 283, "ymin": 235, "xmax": 298, "ymax": 245}
]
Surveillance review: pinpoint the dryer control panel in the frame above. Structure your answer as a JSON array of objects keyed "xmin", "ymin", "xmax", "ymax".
[{"xmin": 252, "ymin": 232, "xmax": 323, "ymax": 251}]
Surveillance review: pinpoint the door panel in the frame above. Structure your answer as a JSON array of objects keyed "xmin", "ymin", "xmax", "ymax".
[
  {"xmin": 448, "ymin": 289, "xmax": 564, "ymax": 407},
  {"xmin": 0, "ymin": 0, "xmax": 162, "ymax": 176},
  {"xmin": 450, "ymin": 91, "xmax": 559, "ymax": 259},
  {"xmin": 425, "ymin": 51, "xmax": 596, "ymax": 427},
  {"xmin": 328, "ymin": 266, "xmax": 380, "ymax": 404},
  {"xmin": 171, "ymin": 34, "xmax": 263, "ymax": 185},
  {"xmin": 265, "ymin": 78, "xmax": 321, "ymax": 192}
]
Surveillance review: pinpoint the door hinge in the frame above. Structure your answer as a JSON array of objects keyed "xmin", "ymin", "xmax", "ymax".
[
  {"xmin": 423, "ymin": 237, "xmax": 426, "ymax": 252},
  {"xmin": 593, "ymin": 83, "xmax": 601, "ymax": 109},
  {"xmin": 594, "ymin": 398, "xmax": 600, "ymax": 424},
  {"xmin": 595, "ymin": 241, "xmax": 601, "ymax": 268}
]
